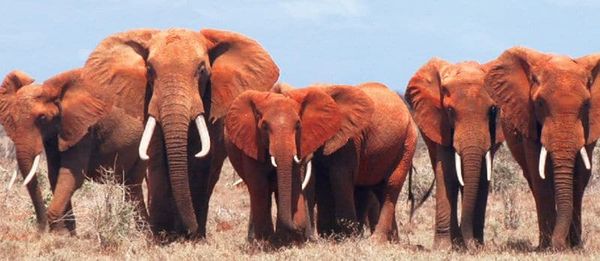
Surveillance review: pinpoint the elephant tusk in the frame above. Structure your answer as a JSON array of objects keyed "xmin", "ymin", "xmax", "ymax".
[
  {"xmin": 138, "ymin": 116, "xmax": 156, "ymax": 160},
  {"xmin": 7, "ymin": 169, "xmax": 17, "ymax": 190},
  {"xmin": 22, "ymin": 154, "xmax": 41, "ymax": 186},
  {"xmin": 302, "ymin": 160, "xmax": 312, "ymax": 191},
  {"xmin": 485, "ymin": 150, "xmax": 492, "ymax": 182},
  {"xmin": 271, "ymin": 156, "xmax": 278, "ymax": 168},
  {"xmin": 232, "ymin": 178, "xmax": 244, "ymax": 186},
  {"xmin": 195, "ymin": 115, "xmax": 211, "ymax": 158},
  {"xmin": 455, "ymin": 152, "xmax": 464, "ymax": 186},
  {"xmin": 539, "ymin": 146, "xmax": 548, "ymax": 180},
  {"xmin": 580, "ymin": 147, "xmax": 591, "ymax": 170},
  {"xmin": 294, "ymin": 155, "xmax": 301, "ymax": 164}
]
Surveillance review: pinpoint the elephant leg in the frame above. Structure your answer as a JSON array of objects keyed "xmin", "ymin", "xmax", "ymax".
[
  {"xmin": 366, "ymin": 191, "xmax": 380, "ymax": 234},
  {"xmin": 248, "ymin": 175, "xmax": 274, "ymax": 242},
  {"xmin": 570, "ymin": 147, "xmax": 592, "ymax": 248},
  {"xmin": 523, "ymin": 140, "xmax": 555, "ymax": 249},
  {"xmin": 473, "ymin": 167, "xmax": 489, "ymax": 245},
  {"xmin": 372, "ymin": 128, "xmax": 417, "ymax": 243},
  {"xmin": 354, "ymin": 187, "xmax": 371, "ymax": 234},
  {"xmin": 46, "ymin": 137, "xmax": 90, "ymax": 235},
  {"xmin": 431, "ymin": 144, "xmax": 461, "ymax": 250},
  {"xmin": 329, "ymin": 167, "xmax": 357, "ymax": 236},
  {"xmin": 327, "ymin": 144, "xmax": 360, "ymax": 237},
  {"xmin": 146, "ymin": 128, "xmax": 177, "ymax": 236},
  {"xmin": 315, "ymin": 162, "xmax": 336, "ymax": 237},
  {"xmin": 124, "ymin": 159, "xmax": 150, "ymax": 230}
]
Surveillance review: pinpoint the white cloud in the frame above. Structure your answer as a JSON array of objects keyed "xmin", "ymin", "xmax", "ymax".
[{"xmin": 279, "ymin": 0, "xmax": 367, "ymax": 21}]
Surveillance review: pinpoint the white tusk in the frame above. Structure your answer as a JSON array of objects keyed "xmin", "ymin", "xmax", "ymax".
[
  {"xmin": 271, "ymin": 156, "xmax": 277, "ymax": 168},
  {"xmin": 294, "ymin": 155, "xmax": 301, "ymax": 164},
  {"xmin": 22, "ymin": 154, "xmax": 41, "ymax": 186},
  {"xmin": 194, "ymin": 115, "xmax": 211, "ymax": 158},
  {"xmin": 485, "ymin": 151, "xmax": 492, "ymax": 182},
  {"xmin": 580, "ymin": 147, "xmax": 591, "ymax": 170},
  {"xmin": 455, "ymin": 152, "xmax": 464, "ymax": 186},
  {"xmin": 138, "ymin": 117, "xmax": 156, "ymax": 160},
  {"xmin": 539, "ymin": 146, "xmax": 547, "ymax": 180},
  {"xmin": 7, "ymin": 170, "xmax": 17, "ymax": 190},
  {"xmin": 302, "ymin": 160, "xmax": 312, "ymax": 190},
  {"xmin": 232, "ymin": 178, "xmax": 244, "ymax": 186}
]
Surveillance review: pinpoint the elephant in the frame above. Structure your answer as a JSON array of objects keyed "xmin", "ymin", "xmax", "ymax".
[
  {"xmin": 405, "ymin": 59, "xmax": 504, "ymax": 250},
  {"xmin": 0, "ymin": 69, "xmax": 149, "ymax": 234},
  {"xmin": 289, "ymin": 82, "xmax": 416, "ymax": 242},
  {"xmin": 81, "ymin": 28, "xmax": 279, "ymax": 238},
  {"xmin": 484, "ymin": 47, "xmax": 600, "ymax": 250},
  {"xmin": 225, "ymin": 83, "xmax": 386, "ymax": 243}
]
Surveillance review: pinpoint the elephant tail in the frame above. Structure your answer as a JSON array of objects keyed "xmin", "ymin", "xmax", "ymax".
[{"xmin": 408, "ymin": 165, "xmax": 435, "ymax": 222}]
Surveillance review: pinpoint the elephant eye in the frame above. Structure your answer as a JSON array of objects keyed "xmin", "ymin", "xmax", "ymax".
[
  {"xmin": 261, "ymin": 122, "xmax": 269, "ymax": 131},
  {"xmin": 588, "ymin": 77, "xmax": 594, "ymax": 88},
  {"xmin": 36, "ymin": 114, "xmax": 49, "ymax": 124},
  {"xmin": 197, "ymin": 63, "xmax": 207, "ymax": 75},
  {"xmin": 489, "ymin": 105, "xmax": 498, "ymax": 118},
  {"xmin": 146, "ymin": 64, "xmax": 155, "ymax": 78},
  {"xmin": 295, "ymin": 121, "xmax": 301, "ymax": 130},
  {"xmin": 530, "ymin": 74, "xmax": 539, "ymax": 86}
]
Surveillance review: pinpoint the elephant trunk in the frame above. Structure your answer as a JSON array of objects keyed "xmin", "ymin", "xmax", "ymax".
[
  {"xmin": 161, "ymin": 102, "xmax": 199, "ymax": 236},
  {"xmin": 458, "ymin": 146, "xmax": 485, "ymax": 249},
  {"xmin": 272, "ymin": 145, "xmax": 297, "ymax": 233},
  {"xmin": 551, "ymin": 149, "xmax": 575, "ymax": 249},
  {"xmin": 14, "ymin": 146, "xmax": 47, "ymax": 231}
]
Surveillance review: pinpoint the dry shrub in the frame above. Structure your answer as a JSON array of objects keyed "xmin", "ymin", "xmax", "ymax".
[{"xmin": 73, "ymin": 167, "xmax": 150, "ymax": 252}]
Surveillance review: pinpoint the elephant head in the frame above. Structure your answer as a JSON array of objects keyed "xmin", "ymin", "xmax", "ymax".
[
  {"xmin": 225, "ymin": 85, "xmax": 373, "ymax": 239},
  {"xmin": 485, "ymin": 47, "xmax": 600, "ymax": 249},
  {"xmin": 83, "ymin": 28, "xmax": 279, "ymax": 235},
  {"xmin": 0, "ymin": 70, "xmax": 106, "ymax": 186},
  {"xmin": 406, "ymin": 58, "xmax": 503, "ymax": 248}
]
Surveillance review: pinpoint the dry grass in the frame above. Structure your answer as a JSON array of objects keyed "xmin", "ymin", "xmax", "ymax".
[{"xmin": 2, "ymin": 139, "xmax": 600, "ymax": 260}]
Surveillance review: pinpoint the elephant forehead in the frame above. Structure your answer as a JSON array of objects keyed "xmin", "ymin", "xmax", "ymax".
[
  {"xmin": 440, "ymin": 63, "xmax": 485, "ymax": 85},
  {"xmin": 148, "ymin": 31, "xmax": 206, "ymax": 60}
]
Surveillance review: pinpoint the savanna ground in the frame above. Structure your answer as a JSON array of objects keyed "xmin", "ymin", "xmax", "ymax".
[{"xmin": 2, "ymin": 130, "xmax": 600, "ymax": 260}]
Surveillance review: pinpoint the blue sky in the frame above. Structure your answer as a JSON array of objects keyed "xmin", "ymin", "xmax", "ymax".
[{"xmin": 1, "ymin": 0, "xmax": 600, "ymax": 91}]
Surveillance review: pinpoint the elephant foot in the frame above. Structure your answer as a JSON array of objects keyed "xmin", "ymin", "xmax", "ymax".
[
  {"xmin": 433, "ymin": 235, "xmax": 453, "ymax": 251},
  {"xmin": 551, "ymin": 237, "xmax": 569, "ymax": 251},
  {"xmin": 49, "ymin": 223, "xmax": 75, "ymax": 236},
  {"xmin": 370, "ymin": 230, "xmax": 397, "ymax": 244}
]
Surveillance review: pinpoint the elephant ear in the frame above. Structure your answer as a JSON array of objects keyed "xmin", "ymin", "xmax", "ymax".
[
  {"xmin": 0, "ymin": 70, "xmax": 35, "ymax": 134},
  {"xmin": 482, "ymin": 61, "xmax": 506, "ymax": 146},
  {"xmin": 225, "ymin": 90, "xmax": 273, "ymax": 161},
  {"xmin": 484, "ymin": 47, "xmax": 546, "ymax": 140},
  {"xmin": 405, "ymin": 58, "xmax": 452, "ymax": 145},
  {"xmin": 287, "ymin": 88, "xmax": 343, "ymax": 158},
  {"xmin": 576, "ymin": 53, "xmax": 600, "ymax": 144},
  {"xmin": 201, "ymin": 29, "xmax": 280, "ymax": 122},
  {"xmin": 319, "ymin": 84, "xmax": 375, "ymax": 155},
  {"xmin": 0, "ymin": 70, "xmax": 34, "ymax": 94},
  {"xmin": 83, "ymin": 29, "xmax": 158, "ymax": 108},
  {"xmin": 42, "ymin": 69, "xmax": 107, "ymax": 151}
]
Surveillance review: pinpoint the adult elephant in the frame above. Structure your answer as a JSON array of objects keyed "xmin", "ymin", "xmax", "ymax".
[
  {"xmin": 484, "ymin": 47, "xmax": 600, "ymax": 250},
  {"xmin": 83, "ymin": 28, "xmax": 279, "ymax": 238},
  {"xmin": 305, "ymin": 83, "xmax": 416, "ymax": 242},
  {"xmin": 0, "ymin": 69, "xmax": 148, "ymax": 234},
  {"xmin": 224, "ymin": 83, "xmax": 381, "ymax": 243},
  {"xmin": 405, "ymin": 59, "xmax": 504, "ymax": 250}
]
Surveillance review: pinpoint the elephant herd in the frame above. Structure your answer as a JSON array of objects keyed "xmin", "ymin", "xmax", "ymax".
[{"xmin": 1, "ymin": 27, "xmax": 599, "ymax": 252}]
